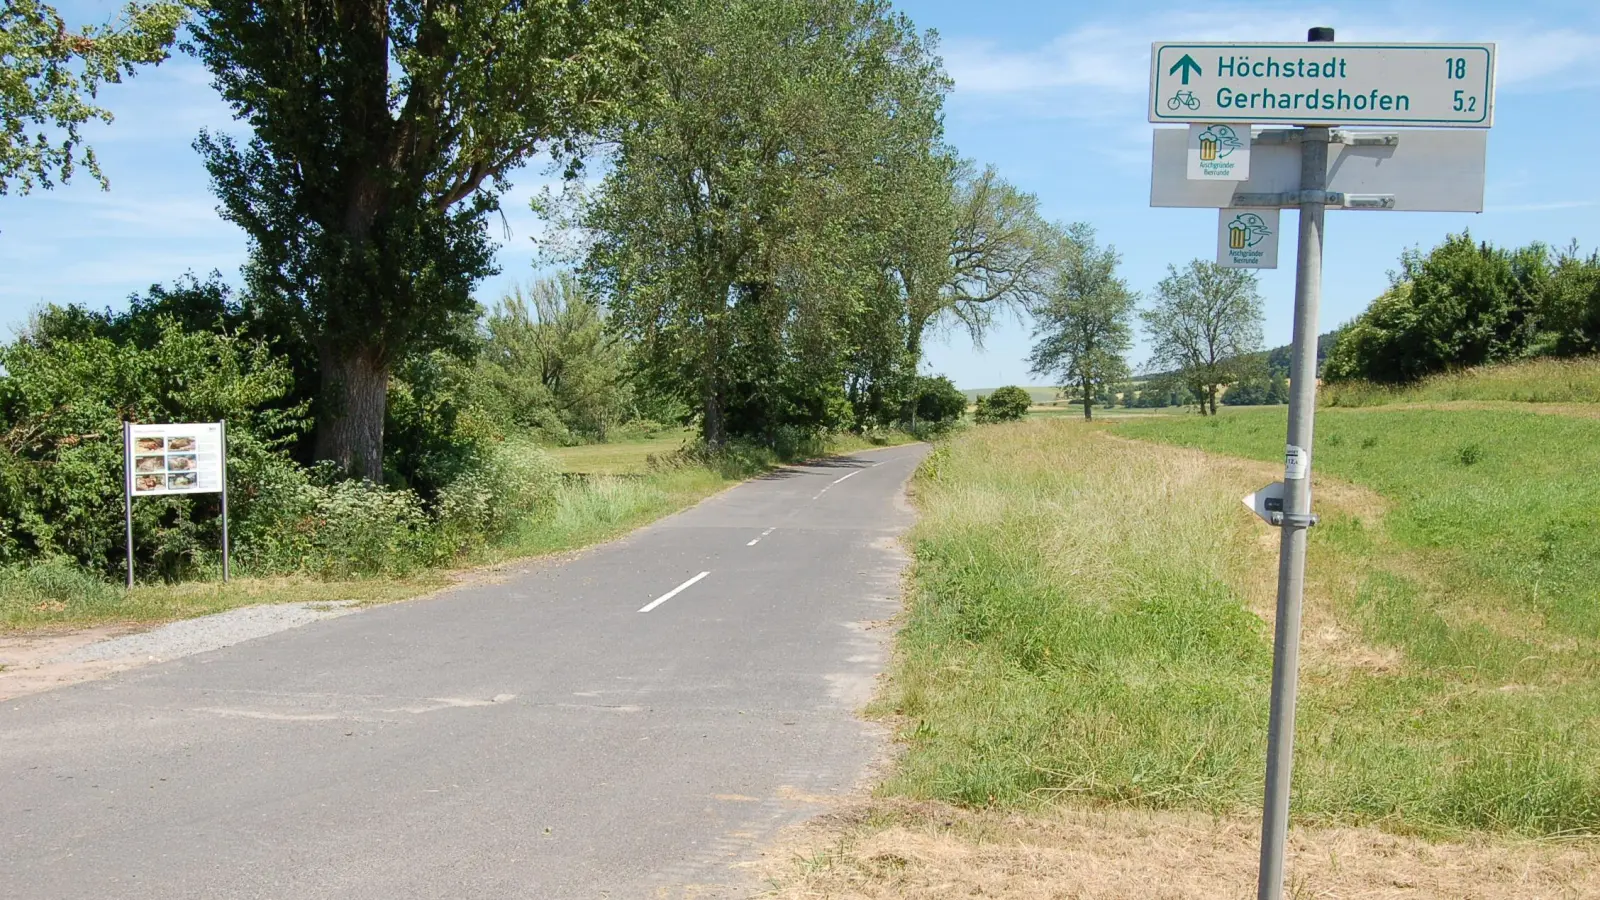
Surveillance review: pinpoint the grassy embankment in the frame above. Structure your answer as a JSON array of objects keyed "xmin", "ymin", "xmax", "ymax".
[
  {"xmin": 1321, "ymin": 355, "xmax": 1600, "ymax": 407},
  {"xmin": 882, "ymin": 408, "xmax": 1600, "ymax": 836},
  {"xmin": 1, "ymin": 429, "xmax": 914, "ymax": 631},
  {"xmin": 770, "ymin": 398, "xmax": 1600, "ymax": 897}
]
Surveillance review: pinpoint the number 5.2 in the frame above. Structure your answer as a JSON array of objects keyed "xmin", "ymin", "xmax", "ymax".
[{"xmin": 1453, "ymin": 90, "xmax": 1478, "ymax": 113}]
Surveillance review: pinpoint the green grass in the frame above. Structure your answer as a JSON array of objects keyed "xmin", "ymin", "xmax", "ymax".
[
  {"xmin": 1115, "ymin": 406, "xmax": 1600, "ymax": 640},
  {"xmin": 884, "ymin": 415, "xmax": 1600, "ymax": 838},
  {"xmin": 1322, "ymin": 356, "xmax": 1600, "ymax": 407},
  {"xmin": 547, "ymin": 429, "xmax": 695, "ymax": 475}
]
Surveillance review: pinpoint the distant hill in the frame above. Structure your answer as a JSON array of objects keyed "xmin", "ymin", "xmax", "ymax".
[
  {"xmin": 961, "ymin": 386, "xmax": 1062, "ymax": 403},
  {"xmin": 1266, "ymin": 330, "xmax": 1341, "ymax": 376}
]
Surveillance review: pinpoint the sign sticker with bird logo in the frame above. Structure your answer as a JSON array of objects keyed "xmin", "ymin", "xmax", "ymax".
[
  {"xmin": 1187, "ymin": 123, "xmax": 1250, "ymax": 180},
  {"xmin": 1216, "ymin": 209, "xmax": 1279, "ymax": 268}
]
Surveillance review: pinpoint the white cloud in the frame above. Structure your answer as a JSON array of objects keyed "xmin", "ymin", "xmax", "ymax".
[{"xmin": 941, "ymin": 6, "xmax": 1600, "ymax": 102}]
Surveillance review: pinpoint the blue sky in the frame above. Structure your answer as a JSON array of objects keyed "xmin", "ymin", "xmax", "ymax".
[{"xmin": 3, "ymin": 1, "xmax": 1597, "ymax": 389}]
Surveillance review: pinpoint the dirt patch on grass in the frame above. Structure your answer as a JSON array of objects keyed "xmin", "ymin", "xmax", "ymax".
[
  {"xmin": 762, "ymin": 798, "xmax": 1600, "ymax": 900},
  {"xmin": 1098, "ymin": 431, "xmax": 1398, "ymax": 676}
]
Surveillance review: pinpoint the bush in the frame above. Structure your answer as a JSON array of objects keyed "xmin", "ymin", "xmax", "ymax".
[
  {"xmin": 907, "ymin": 375, "xmax": 968, "ymax": 429},
  {"xmin": 0, "ymin": 311, "xmax": 305, "ymax": 578},
  {"xmin": 974, "ymin": 386, "xmax": 1031, "ymax": 423},
  {"xmin": 1324, "ymin": 233, "xmax": 1551, "ymax": 384}
]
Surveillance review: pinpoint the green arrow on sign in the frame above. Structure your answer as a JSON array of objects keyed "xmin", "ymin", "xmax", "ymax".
[{"xmin": 1169, "ymin": 54, "xmax": 1202, "ymax": 85}]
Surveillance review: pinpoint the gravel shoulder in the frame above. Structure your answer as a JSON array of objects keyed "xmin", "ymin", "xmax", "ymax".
[{"xmin": 0, "ymin": 601, "xmax": 359, "ymax": 701}]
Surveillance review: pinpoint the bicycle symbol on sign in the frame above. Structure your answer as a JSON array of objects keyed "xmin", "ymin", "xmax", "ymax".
[{"xmin": 1166, "ymin": 90, "xmax": 1201, "ymax": 111}]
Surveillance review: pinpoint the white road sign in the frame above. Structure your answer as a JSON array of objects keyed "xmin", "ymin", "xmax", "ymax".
[
  {"xmin": 128, "ymin": 422, "xmax": 225, "ymax": 496},
  {"xmin": 1150, "ymin": 42, "xmax": 1495, "ymax": 127},
  {"xmin": 1188, "ymin": 123, "xmax": 1250, "ymax": 180},
  {"xmin": 1242, "ymin": 481, "xmax": 1286, "ymax": 525},
  {"xmin": 1218, "ymin": 208, "xmax": 1279, "ymax": 268},
  {"xmin": 1150, "ymin": 127, "xmax": 1487, "ymax": 212}
]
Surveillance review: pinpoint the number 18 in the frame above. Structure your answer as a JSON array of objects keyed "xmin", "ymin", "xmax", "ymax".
[{"xmin": 1446, "ymin": 57, "xmax": 1468, "ymax": 79}]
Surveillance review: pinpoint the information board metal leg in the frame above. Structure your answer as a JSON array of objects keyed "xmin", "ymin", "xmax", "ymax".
[
  {"xmin": 124, "ymin": 420, "xmax": 135, "ymax": 590},
  {"xmin": 220, "ymin": 419, "xmax": 230, "ymax": 584}
]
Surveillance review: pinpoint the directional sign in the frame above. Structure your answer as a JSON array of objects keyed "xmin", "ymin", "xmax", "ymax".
[
  {"xmin": 1150, "ymin": 42, "xmax": 1495, "ymax": 127},
  {"xmin": 1242, "ymin": 481, "xmax": 1286, "ymax": 525},
  {"xmin": 1151, "ymin": 127, "xmax": 1487, "ymax": 212}
]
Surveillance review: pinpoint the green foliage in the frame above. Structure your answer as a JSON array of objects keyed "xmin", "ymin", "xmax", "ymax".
[
  {"xmin": 0, "ymin": 0, "xmax": 188, "ymax": 195},
  {"xmin": 475, "ymin": 275, "xmax": 631, "ymax": 444},
  {"xmin": 0, "ymin": 286, "xmax": 571, "ymax": 584},
  {"xmin": 903, "ymin": 163, "xmax": 1064, "ymax": 360},
  {"xmin": 1324, "ymin": 234, "xmax": 1556, "ymax": 384},
  {"xmin": 973, "ymin": 386, "xmax": 1030, "ymax": 424},
  {"xmin": 583, "ymin": 0, "xmax": 949, "ymax": 447},
  {"xmin": 1142, "ymin": 260, "xmax": 1264, "ymax": 415},
  {"xmin": 190, "ymin": 0, "xmax": 660, "ymax": 479},
  {"xmin": 1542, "ymin": 243, "xmax": 1600, "ymax": 357},
  {"xmin": 0, "ymin": 302, "xmax": 303, "ymax": 578},
  {"xmin": 908, "ymin": 375, "xmax": 968, "ymax": 429},
  {"xmin": 1028, "ymin": 223, "xmax": 1136, "ymax": 420},
  {"xmin": 1222, "ymin": 365, "xmax": 1288, "ymax": 406},
  {"xmin": 1322, "ymin": 234, "xmax": 1600, "ymax": 385}
]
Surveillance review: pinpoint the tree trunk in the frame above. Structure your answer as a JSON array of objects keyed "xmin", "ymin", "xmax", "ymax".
[
  {"xmin": 314, "ymin": 343, "xmax": 389, "ymax": 482},
  {"xmin": 1208, "ymin": 386, "xmax": 1219, "ymax": 416},
  {"xmin": 1081, "ymin": 376, "xmax": 1093, "ymax": 420},
  {"xmin": 702, "ymin": 383, "xmax": 726, "ymax": 448}
]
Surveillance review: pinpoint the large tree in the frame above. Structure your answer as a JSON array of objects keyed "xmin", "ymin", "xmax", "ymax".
[
  {"xmin": 1, "ymin": 0, "xmax": 186, "ymax": 195},
  {"xmin": 1027, "ymin": 224, "xmax": 1136, "ymax": 420},
  {"xmin": 583, "ymin": 0, "xmax": 947, "ymax": 446},
  {"xmin": 899, "ymin": 161, "xmax": 1061, "ymax": 363},
  {"xmin": 189, "ymin": 0, "xmax": 659, "ymax": 481},
  {"xmin": 1142, "ymin": 260, "xmax": 1264, "ymax": 415}
]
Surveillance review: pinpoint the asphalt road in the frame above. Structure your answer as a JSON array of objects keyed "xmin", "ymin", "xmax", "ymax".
[{"xmin": 1, "ymin": 444, "xmax": 929, "ymax": 900}]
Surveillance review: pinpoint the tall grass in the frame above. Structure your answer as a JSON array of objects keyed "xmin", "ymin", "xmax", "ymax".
[
  {"xmin": 886, "ymin": 422, "xmax": 1272, "ymax": 811},
  {"xmin": 888, "ymin": 417, "xmax": 1600, "ymax": 837},
  {"xmin": 1323, "ymin": 356, "xmax": 1600, "ymax": 407}
]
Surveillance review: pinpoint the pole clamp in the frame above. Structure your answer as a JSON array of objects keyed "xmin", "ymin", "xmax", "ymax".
[{"xmin": 1267, "ymin": 512, "xmax": 1319, "ymax": 529}]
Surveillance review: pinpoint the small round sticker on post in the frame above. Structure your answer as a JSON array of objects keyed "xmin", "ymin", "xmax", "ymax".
[{"xmin": 1285, "ymin": 444, "xmax": 1309, "ymax": 480}]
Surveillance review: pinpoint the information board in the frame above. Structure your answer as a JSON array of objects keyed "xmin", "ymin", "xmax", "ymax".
[{"xmin": 128, "ymin": 422, "xmax": 225, "ymax": 496}]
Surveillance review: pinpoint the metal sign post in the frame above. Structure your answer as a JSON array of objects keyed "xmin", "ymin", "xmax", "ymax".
[
  {"xmin": 1144, "ymin": 25, "xmax": 1494, "ymax": 900},
  {"xmin": 1255, "ymin": 100, "xmax": 1329, "ymax": 900}
]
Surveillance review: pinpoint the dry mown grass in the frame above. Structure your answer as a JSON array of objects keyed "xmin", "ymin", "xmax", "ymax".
[{"xmin": 764, "ymin": 799, "xmax": 1600, "ymax": 900}]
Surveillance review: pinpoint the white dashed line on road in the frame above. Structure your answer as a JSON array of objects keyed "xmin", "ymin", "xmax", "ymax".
[
  {"xmin": 832, "ymin": 470, "xmax": 860, "ymax": 485},
  {"xmin": 746, "ymin": 527, "xmax": 776, "ymax": 547},
  {"xmin": 638, "ymin": 571, "xmax": 711, "ymax": 613}
]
